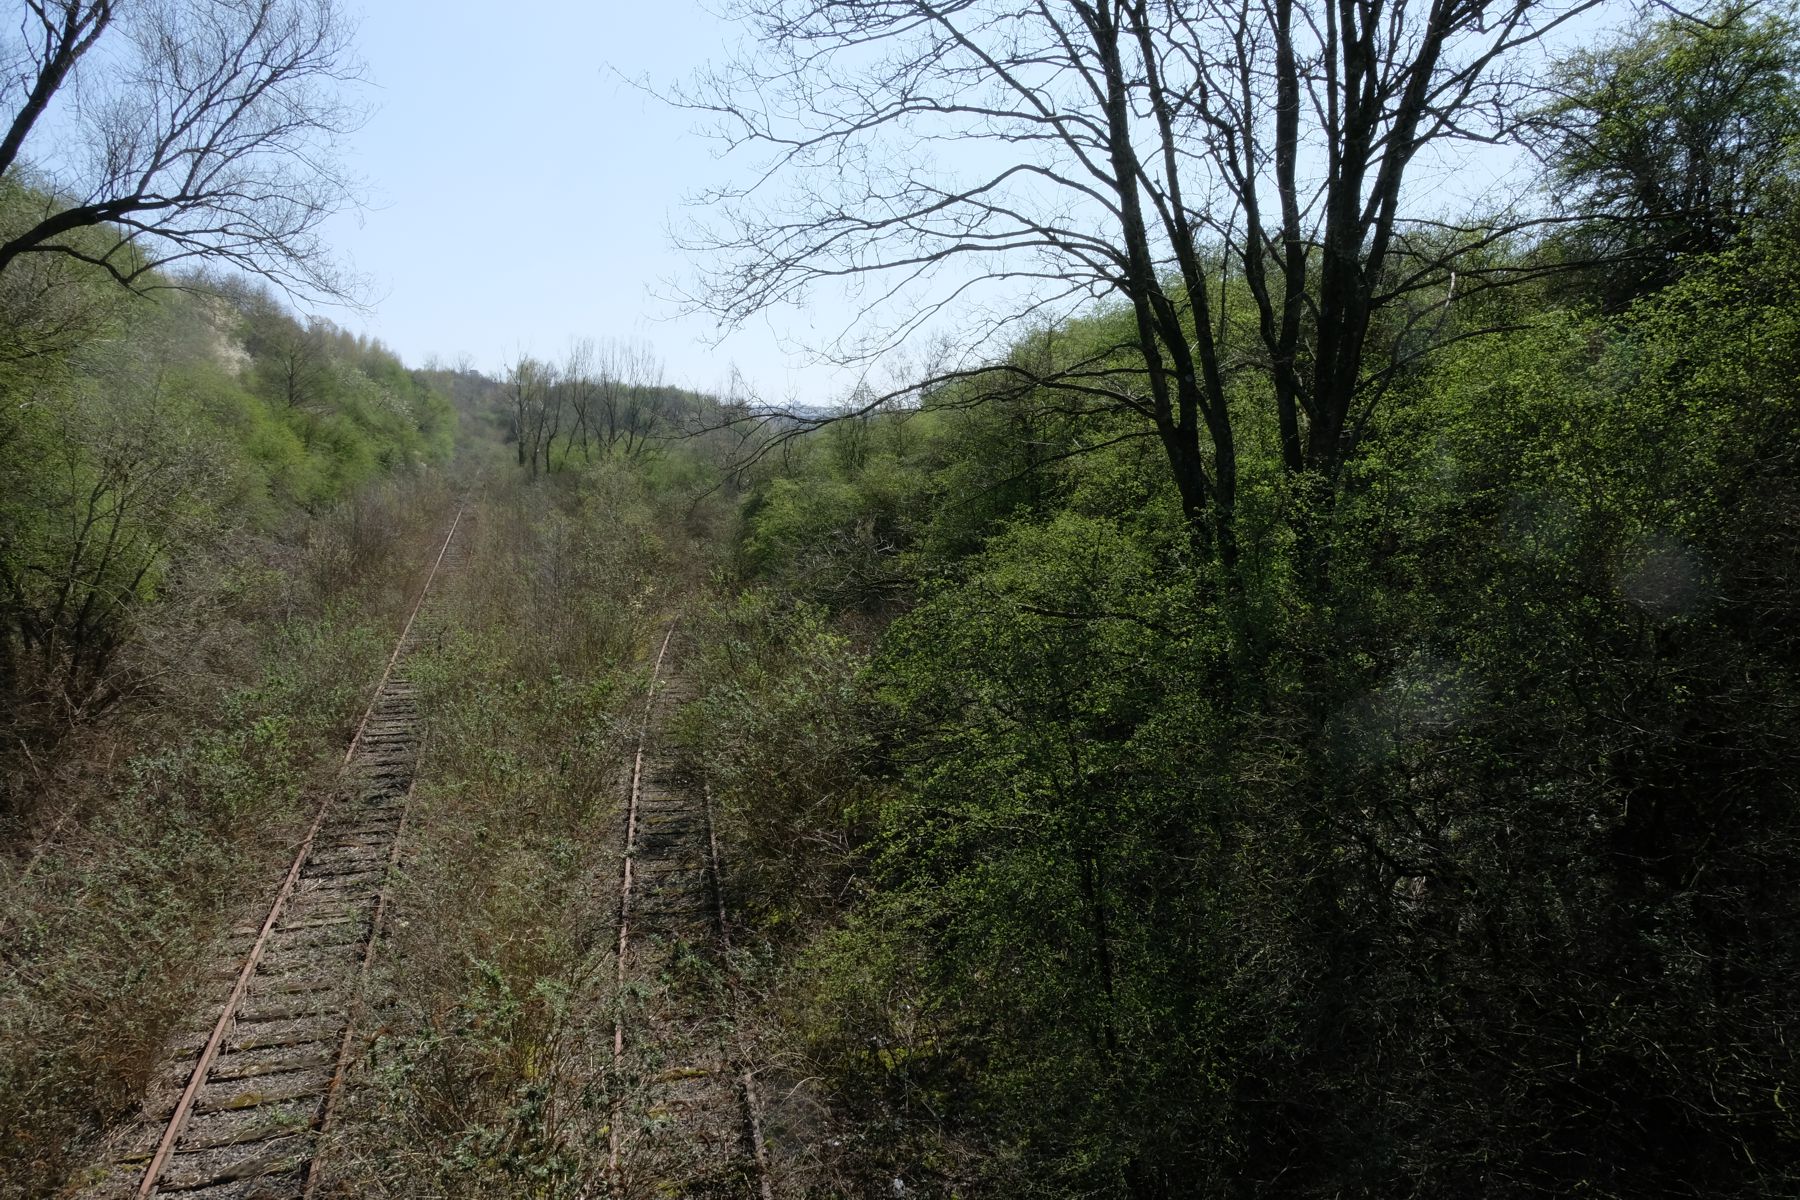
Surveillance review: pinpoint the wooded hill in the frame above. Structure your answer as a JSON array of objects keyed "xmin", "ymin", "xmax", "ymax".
[{"xmin": 0, "ymin": 186, "xmax": 456, "ymax": 788}]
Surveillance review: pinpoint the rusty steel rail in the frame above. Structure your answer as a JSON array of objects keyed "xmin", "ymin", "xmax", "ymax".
[
  {"xmin": 703, "ymin": 780, "xmax": 777, "ymax": 1200},
  {"xmin": 301, "ymin": 765, "xmax": 419, "ymax": 1200},
  {"xmin": 338, "ymin": 506, "xmax": 465, "ymax": 767},
  {"xmin": 605, "ymin": 620, "xmax": 774, "ymax": 1199},
  {"xmin": 83, "ymin": 507, "xmax": 466, "ymax": 1200},
  {"xmin": 609, "ymin": 624, "xmax": 678, "ymax": 1180}
]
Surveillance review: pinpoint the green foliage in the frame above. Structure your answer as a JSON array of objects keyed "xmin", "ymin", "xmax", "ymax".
[
  {"xmin": 742, "ymin": 460, "xmax": 927, "ymax": 604},
  {"xmin": 868, "ymin": 514, "xmax": 1227, "ymax": 1191},
  {"xmin": 0, "ymin": 256, "xmax": 456, "ymax": 763},
  {"xmin": 724, "ymin": 189, "xmax": 1800, "ymax": 1197},
  {"xmin": 1540, "ymin": 0, "xmax": 1800, "ymax": 304},
  {"xmin": 677, "ymin": 589, "xmax": 882, "ymax": 928}
]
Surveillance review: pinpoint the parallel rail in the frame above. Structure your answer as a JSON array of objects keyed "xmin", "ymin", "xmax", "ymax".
[
  {"xmin": 703, "ymin": 780, "xmax": 777, "ymax": 1200},
  {"xmin": 77, "ymin": 508, "xmax": 466, "ymax": 1200},
  {"xmin": 606, "ymin": 625, "xmax": 774, "ymax": 1199}
]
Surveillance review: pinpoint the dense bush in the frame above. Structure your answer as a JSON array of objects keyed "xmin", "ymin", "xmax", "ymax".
[{"xmin": 703, "ymin": 200, "xmax": 1800, "ymax": 1196}]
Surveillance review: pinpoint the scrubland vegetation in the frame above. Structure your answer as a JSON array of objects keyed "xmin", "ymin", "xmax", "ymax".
[
  {"xmin": 0, "ymin": 163, "xmax": 457, "ymax": 1200},
  {"xmin": 683, "ymin": 208, "xmax": 1800, "ymax": 1194},
  {"xmin": 0, "ymin": 471, "xmax": 457, "ymax": 1198},
  {"xmin": 662, "ymin": 5, "xmax": 1800, "ymax": 1195},
  {"xmin": 4, "ymin": 0, "xmax": 1799, "ymax": 1197},
  {"xmin": 318, "ymin": 468, "xmax": 718, "ymax": 1198}
]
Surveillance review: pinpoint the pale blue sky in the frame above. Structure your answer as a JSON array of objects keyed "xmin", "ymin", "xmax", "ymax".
[
  {"xmin": 319, "ymin": 2, "xmax": 1620, "ymax": 402},
  {"xmin": 321, "ymin": 1, "xmax": 826, "ymax": 398}
]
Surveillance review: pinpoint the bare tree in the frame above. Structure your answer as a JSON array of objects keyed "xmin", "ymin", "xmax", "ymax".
[
  {"xmin": 560, "ymin": 338, "xmax": 601, "ymax": 462},
  {"xmin": 619, "ymin": 343, "xmax": 667, "ymax": 461},
  {"xmin": 593, "ymin": 337, "xmax": 667, "ymax": 460},
  {"xmin": 540, "ymin": 359, "xmax": 566, "ymax": 471},
  {"xmin": 503, "ymin": 353, "xmax": 555, "ymax": 478},
  {"xmin": 0, "ymin": 0, "xmax": 363, "ymax": 299},
  {"xmin": 678, "ymin": 0, "xmax": 1606, "ymax": 564}
]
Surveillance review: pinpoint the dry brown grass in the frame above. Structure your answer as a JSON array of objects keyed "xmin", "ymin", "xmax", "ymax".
[
  {"xmin": 0, "ymin": 475, "xmax": 456, "ymax": 1200},
  {"xmin": 316, "ymin": 467, "xmax": 692, "ymax": 1198}
]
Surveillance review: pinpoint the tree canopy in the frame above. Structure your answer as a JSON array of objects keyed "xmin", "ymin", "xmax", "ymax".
[
  {"xmin": 1537, "ymin": 0, "xmax": 1800, "ymax": 303},
  {"xmin": 680, "ymin": 0, "xmax": 1605, "ymax": 562}
]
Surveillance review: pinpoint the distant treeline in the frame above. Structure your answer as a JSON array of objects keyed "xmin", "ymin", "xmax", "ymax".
[{"xmin": 476, "ymin": 342, "xmax": 729, "ymax": 477}]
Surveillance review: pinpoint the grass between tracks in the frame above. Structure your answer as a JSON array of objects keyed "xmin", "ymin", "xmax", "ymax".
[
  {"xmin": 316, "ymin": 468, "xmax": 685, "ymax": 1198},
  {"xmin": 0, "ymin": 478, "xmax": 456, "ymax": 1200}
]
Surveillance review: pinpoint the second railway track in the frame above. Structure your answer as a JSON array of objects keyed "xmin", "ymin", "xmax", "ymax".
[
  {"xmin": 608, "ymin": 625, "xmax": 773, "ymax": 1199},
  {"xmin": 73, "ymin": 508, "xmax": 467, "ymax": 1200}
]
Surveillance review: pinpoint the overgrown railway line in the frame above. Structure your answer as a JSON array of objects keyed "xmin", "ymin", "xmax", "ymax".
[
  {"xmin": 73, "ymin": 509, "xmax": 467, "ymax": 1200},
  {"xmin": 67, "ymin": 516, "xmax": 777, "ymax": 1198},
  {"xmin": 608, "ymin": 627, "xmax": 773, "ymax": 1199}
]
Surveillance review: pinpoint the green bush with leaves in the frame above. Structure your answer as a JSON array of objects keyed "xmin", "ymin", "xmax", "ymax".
[{"xmin": 723, "ymin": 194, "xmax": 1800, "ymax": 1196}]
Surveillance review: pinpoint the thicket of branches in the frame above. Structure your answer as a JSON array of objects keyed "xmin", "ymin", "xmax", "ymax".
[
  {"xmin": 679, "ymin": 3, "xmax": 1800, "ymax": 1195},
  {"xmin": 677, "ymin": 0, "xmax": 1620, "ymax": 564},
  {"xmin": 0, "ymin": 0, "xmax": 363, "ymax": 300},
  {"xmin": 497, "ymin": 339, "xmax": 730, "ymax": 477}
]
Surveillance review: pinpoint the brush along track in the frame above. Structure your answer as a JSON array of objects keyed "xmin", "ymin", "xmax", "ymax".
[
  {"xmin": 70, "ymin": 509, "xmax": 467, "ymax": 1200},
  {"xmin": 608, "ymin": 626, "xmax": 772, "ymax": 1199}
]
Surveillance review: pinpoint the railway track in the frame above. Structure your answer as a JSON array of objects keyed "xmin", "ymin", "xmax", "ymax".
[
  {"xmin": 72, "ymin": 509, "xmax": 467, "ymax": 1200},
  {"xmin": 608, "ymin": 626, "xmax": 773, "ymax": 1199}
]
